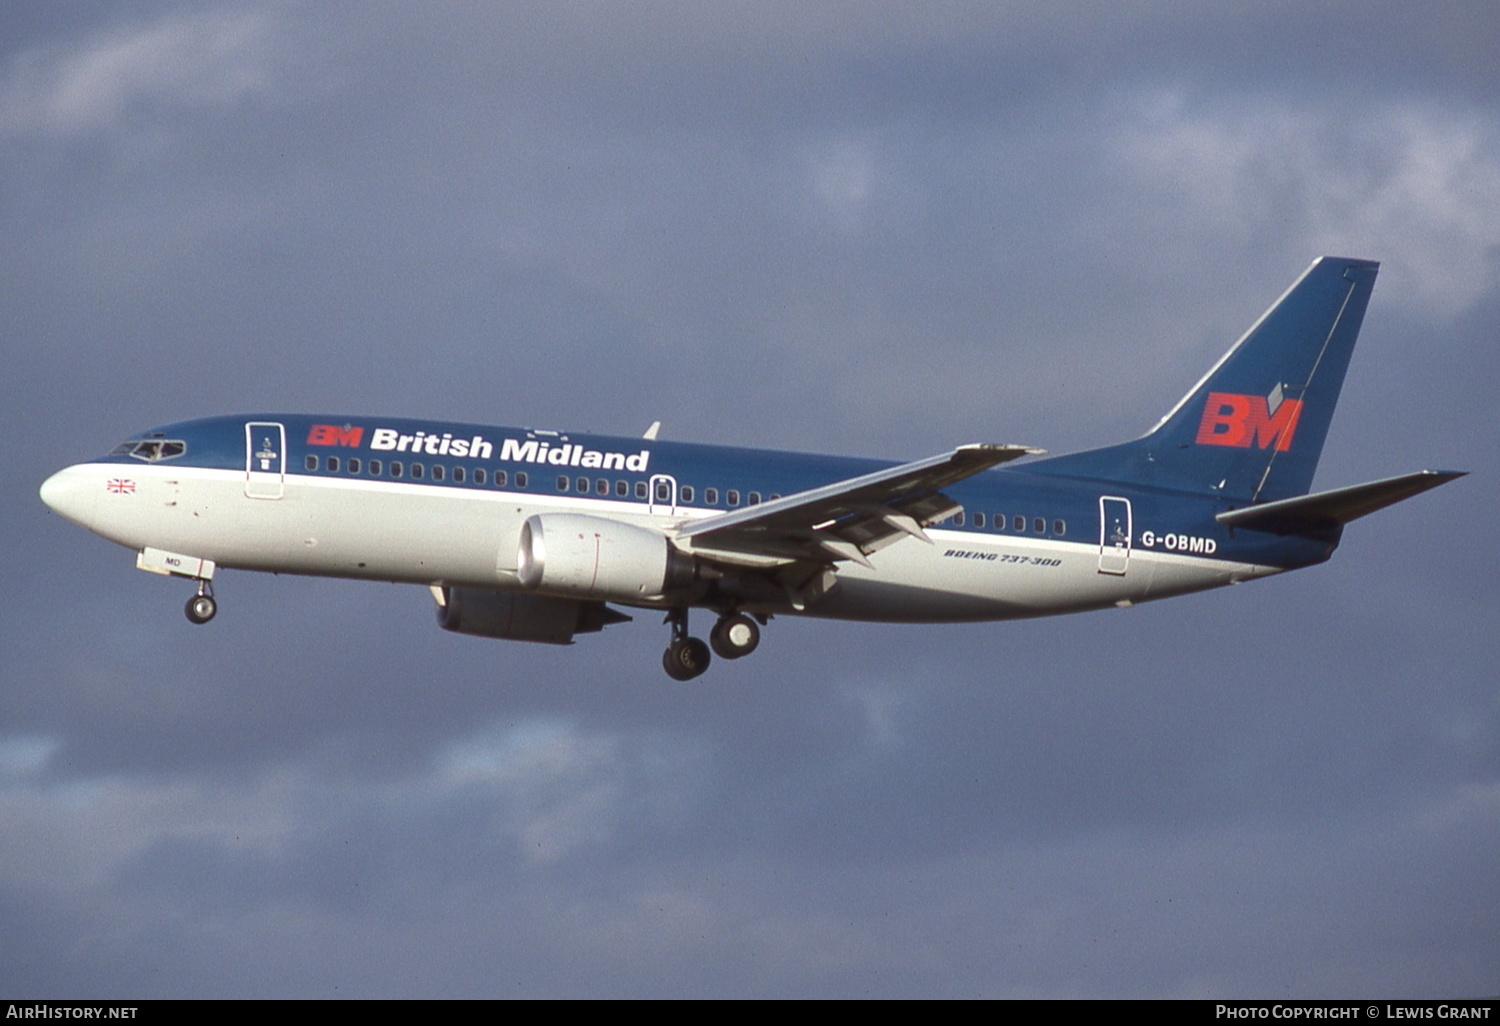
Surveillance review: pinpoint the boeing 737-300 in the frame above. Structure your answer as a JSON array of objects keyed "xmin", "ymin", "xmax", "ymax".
[{"xmin": 40, "ymin": 257, "xmax": 1464, "ymax": 679}]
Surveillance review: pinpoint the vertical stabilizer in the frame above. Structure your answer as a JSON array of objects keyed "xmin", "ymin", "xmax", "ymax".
[{"xmin": 1030, "ymin": 257, "xmax": 1379, "ymax": 501}]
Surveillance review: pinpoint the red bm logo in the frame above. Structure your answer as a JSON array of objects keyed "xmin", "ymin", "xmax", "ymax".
[
  {"xmin": 307, "ymin": 424, "xmax": 365, "ymax": 447},
  {"xmin": 1195, "ymin": 392, "xmax": 1302, "ymax": 451}
]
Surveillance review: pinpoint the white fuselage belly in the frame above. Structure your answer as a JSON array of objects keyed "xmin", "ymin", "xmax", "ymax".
[{"xmin": 63, "ymin": 462, "xmax": 1280, "ymax": 623}]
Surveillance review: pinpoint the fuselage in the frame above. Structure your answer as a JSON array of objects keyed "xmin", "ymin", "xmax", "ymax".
[{"xmin": 40, "ymin": 413, "xmax": 1333, "ymax": 624}]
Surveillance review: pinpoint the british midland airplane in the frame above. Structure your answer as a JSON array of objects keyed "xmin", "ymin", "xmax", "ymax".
[{"xmin": 41, "ymin": 257, "xmax": 1463, "ymax": 680}]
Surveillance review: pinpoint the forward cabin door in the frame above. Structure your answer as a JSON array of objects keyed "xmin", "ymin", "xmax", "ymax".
[
  {"xmin": 1098, "ymin": 496, "xmax": 1131, "ymax": 575},
  {"xmin": 245, "ymin": 422, "xmax": 287, "ymax": 499}
]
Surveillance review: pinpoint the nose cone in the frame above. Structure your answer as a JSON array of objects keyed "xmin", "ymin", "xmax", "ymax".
[{"xmin": 40, "ymin": 465, "xmax": 101, "ymax": 528}]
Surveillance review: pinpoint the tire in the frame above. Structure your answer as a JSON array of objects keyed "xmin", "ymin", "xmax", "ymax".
[
  {"xmin": 710, "ymin": 613, "xmax": 760, "ymax": 659},
  {"xmin": 663, "ymin": 637, "xmax": 711, "ymax": 681},
  {"xmin": 185, "ymin": 594, "xmax": 217, "ymax": 624}
]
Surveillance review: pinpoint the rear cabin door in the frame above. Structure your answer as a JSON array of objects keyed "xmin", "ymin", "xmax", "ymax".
[
  {"xmin": 245, "ymin": 422, "xmax": 287, "ymax": 499},
  {"xmin": 1098, "ymin": 496, "xmax": 1132, "ymax": 575}
]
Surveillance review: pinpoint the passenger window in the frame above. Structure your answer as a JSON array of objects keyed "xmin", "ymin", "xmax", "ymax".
[
  {"xmin": 390, "ymin": 462, "xmax": 403, "ymax": 478},
  {"xmin": 305, "ymin": 455, "xmax": 318, "ymax": 471},
  {"xmin": 681, "ymin": 485, "xmax": 694, "ymax": 503},
  {"xmin": 327, "ymin": 456, "xmax": 340, "ymax": 473},
  {"xmin": 475, "ymin": 468, "xmax": 487, "ymax": 485},
  {"xmin": 974, "ymin": 512, "xmax": 985, "ymax": 528},
  {"xmin": 515, "ymin": 472, "xmax": 527, "ymax": 488},
  {"xmin": 705, "ymin": 487, "xmax": 718, "ymax": 505},
  {"xmin": 1033, "ymin": 517, "xmax": 1045, "ymax": 534},
  {"xmin": 576, "ymin": 476, "xmax": 589, "ymax": 493},
  {"xmin": 431, "ymin": 465, "xmax": 444, "ymax": 482},
  {"xmin": 1053, "ymin": 519, "xmax": 1066, "ymax": 537},
  {"xmin": 452, "ymin": 466, "xmax": 465, "ymax": 483},
  {"xmin": 596, "ymin": 478, "xmax": 608, "ymax": 495},
  {"xmin": 954, "ymin": 511, "xmax": 966, "ymax": 526},
  {"xmin": 616, "ymin": 480, "xmax": 628, "ymax": 497},
  {"xmin": 369, "ymin": 459, "xmax": 382, "ymax": 476},
  {"xmin": 1013, "ymin": 515, "xmax": 1025, "ymax": 532},
  {"xmin": 557, "ymin": 476, "xmax": 569, "ymax": 492},
  {"xmin": 655, "ymin": 481, "xmax": 670, "ymax": 501},
  {"xmin": 748, "ymin": 492, "xmax": 761, "ymax": 505},
  {"xmin": 348, "ymin": 457, "xmax": 361, "ymax": 474},
  {"xmin": 411, "ymin": 463, "xmax": 424, "ymax": 480},
  {"xmin": 635, "ymin": 481, "xmax": 647, "ymax": 500},
  {"xmin": 727, "ymin": 490, "xmax": 740, "ymax": 507}
]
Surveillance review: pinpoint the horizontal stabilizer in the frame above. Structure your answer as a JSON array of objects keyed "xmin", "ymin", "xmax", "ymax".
[{"xmin": 1216, "ymin": 470, "xmax": 1466, "ymax": 534}]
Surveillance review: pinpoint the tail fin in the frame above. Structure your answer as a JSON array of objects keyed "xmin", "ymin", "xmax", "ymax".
[{"xmin": 1031, "ymin": 256, "xmax": 1379, "ymax": 501}]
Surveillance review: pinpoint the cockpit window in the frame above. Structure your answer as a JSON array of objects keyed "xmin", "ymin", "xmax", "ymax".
[{"xmin": 112, "ymin": 439, "xmax": 187, "ymax": 462}]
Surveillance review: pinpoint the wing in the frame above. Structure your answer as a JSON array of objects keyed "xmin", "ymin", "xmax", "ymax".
[{"xmin": 675, "ymin": 443, "xmax": 1040, "ymax": 569}]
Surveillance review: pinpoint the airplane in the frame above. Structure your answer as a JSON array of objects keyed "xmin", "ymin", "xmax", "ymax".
[{"xmin": 40, "ymin": 256, "xmax": 1464, "ymax": 680}]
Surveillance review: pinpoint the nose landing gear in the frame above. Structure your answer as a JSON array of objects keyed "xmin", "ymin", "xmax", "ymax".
[{"xmin": 185, "ymin": 580, "xmax": 216, "ymax": 624}]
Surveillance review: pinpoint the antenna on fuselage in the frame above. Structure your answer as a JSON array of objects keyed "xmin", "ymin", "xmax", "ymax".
[{"xmin": 643, "ymin": 421, "xmax": 661, "ymax": 440}]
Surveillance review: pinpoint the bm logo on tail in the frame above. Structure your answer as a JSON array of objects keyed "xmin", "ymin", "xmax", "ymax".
[{"xmin": 1195, "ymin": 389, "xmax": 1303, "ymax": 451}]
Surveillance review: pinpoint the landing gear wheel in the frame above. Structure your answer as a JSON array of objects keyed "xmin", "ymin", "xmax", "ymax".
[
  {"xmin": 663, "ymin": 637, "xmax": 711, "ymax": 681},
  {"xmin": 185, "ymin": 593, "xmax": 217, "ymax": 624},
  {"xmin": 710, "ymin": 613, "xmax": 760, "ymax": 659}
]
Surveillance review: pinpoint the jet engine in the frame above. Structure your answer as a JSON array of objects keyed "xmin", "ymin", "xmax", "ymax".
[
  {"xmin": 517, "ymin": 513, "xmax": 696, "ymax": 602},
  {"xmin": 436, "ymin": 587, "xmax": 629, "ymax": 645}
]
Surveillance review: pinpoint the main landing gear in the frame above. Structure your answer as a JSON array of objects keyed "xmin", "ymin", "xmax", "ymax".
[
  {"xmin": 710, "ymin": 612, "xmax": 760, "ymax": 660},
  {"xmin": 662, "ymin": 608, "xmax": 710, "ymax": 681},
  {"xmin": 662, "ymin": 609, "xmax": 763, "ymax": 681},
  {"xmin": 184, "ymin": 580, "xmax": 217, "ymax": 624}
]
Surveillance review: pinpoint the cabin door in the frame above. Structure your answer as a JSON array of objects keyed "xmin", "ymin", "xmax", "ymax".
[
  {"xmin": 245, "ymin": 422, "xmax": 287, "ymax": 499},
  {"xmin": 648, "ymin": 474, "xmax": 678, "ymax": 516},
  {"xmin": 1098, "ymin": 496, "xmax": 1132, "ymax": 575}
]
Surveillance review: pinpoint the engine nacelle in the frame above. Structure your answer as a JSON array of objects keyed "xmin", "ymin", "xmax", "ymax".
[
  {"xmin": 517, "ymin": 513, "xmax": 696, "ymax": 602},
  {"xmin": 436, "ymin": 587, "xmax": 627, "ymax": 645}
]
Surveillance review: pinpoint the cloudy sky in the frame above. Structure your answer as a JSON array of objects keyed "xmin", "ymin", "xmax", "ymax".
[{"xmin": 3, "ymin": 1, "xmax": 1496, "ymax": 998}]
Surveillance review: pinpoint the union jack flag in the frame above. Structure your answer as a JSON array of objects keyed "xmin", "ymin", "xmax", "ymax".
[{"xmin": 106, "ymin": 478, "xmax": 136, "ymax": 494}]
